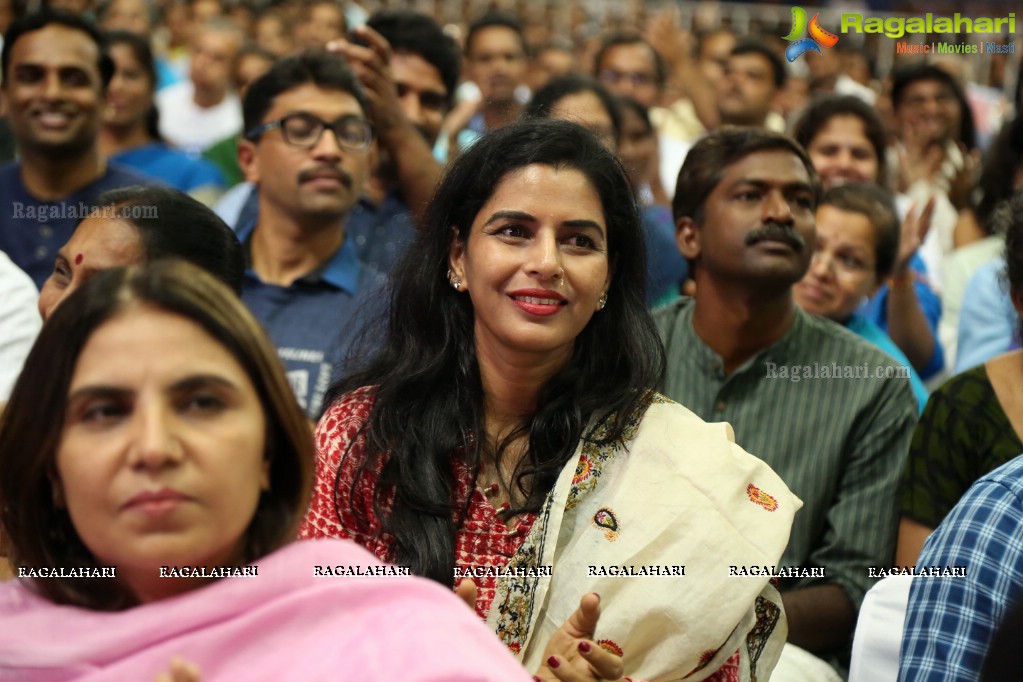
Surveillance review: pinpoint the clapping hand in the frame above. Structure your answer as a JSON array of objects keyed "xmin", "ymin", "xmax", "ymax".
[{"xmin": 534, "ymin": 593, "xmax": 625, "ymax": 682}]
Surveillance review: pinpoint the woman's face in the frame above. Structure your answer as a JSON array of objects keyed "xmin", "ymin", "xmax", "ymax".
[
  {"xmin": 449, "ymin": 163, "xmax": 611, "ymax": 368},
  {"xmin": 100, "ymin": 0, "xmax": 152, "ymax": 35},
  {"xmin": 106, "ymin": 43, "xmax": 154, "ymax": 130},
  {"xmin": 38, "ymin": 215, "xmax": 146, "ymax": 322},
  {"xmin": 806, "ymin": 115, "xmax": 880, "ymax": 190},
  {"xmin": 55, "ymin": 306, "xmax": 268, "ymax": 603},
  {"xmin": 548, "ymin": 91, "xmax": 616, "ymax": 151},
  {"xmin": 794, "ymin": 204, "xmax": 881, "ymax": 322},
  {"xmin": 617, "ymin": 105, "xmax": 655, "ymax": 189},
  {"xmin": 255, "ymin": 15, "xmax": 293, "ymax": 58}
]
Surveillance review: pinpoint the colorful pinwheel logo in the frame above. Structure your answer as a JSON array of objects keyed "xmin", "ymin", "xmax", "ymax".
[{"xmin": 783, "ymin": 7, "xmax": 839, "ymax": 62}]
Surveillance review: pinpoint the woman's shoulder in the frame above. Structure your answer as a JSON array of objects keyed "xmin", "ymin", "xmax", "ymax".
[{"xmin": 317, "ymin": 387, "xmax": 377, "ymax": 433}]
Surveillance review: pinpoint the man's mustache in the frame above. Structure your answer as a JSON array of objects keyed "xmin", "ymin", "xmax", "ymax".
[
  {"xmin": 745, "ymin": 222, "xmax": 805, "ymax": 251},
  {"xmin": 297, "ymin": 165, "xmax": 353, "ymax": 186}
]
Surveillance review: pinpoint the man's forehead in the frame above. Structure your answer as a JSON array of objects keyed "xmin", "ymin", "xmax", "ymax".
[
  {"xmin": 10, "ymin": 25, "xmax": 99, "ymax": 65},
  {"xmin": 266, "ymin": 84, "xmax": 366, "ymax": 119},
  {"xmin": 903, "ymin": 78, "xmax": 951, "ymax": 96},
  {"xmin": 194, "ymin": 27, "xmax": 242, "ymax": 51},
  {"xmin": 601, "ymin": 43, "xmax": 656, "ymax": 71},
  {"xmin": 728, "ymin": 52, "xmax": 770, "ymax": 74},
  {"xmin": 720, "ymin": 150, "xmax": 811, "ymax": 185},
  {"xmin": 470, "ymin": 26, "xmax": 523, "ymax": 55},
  {"xmin": 390, "ymin": 51, "xmax": 446, "ymax": 95}
]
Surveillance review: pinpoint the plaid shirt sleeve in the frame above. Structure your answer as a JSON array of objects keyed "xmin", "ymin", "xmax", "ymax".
[{"xmin": 898, "ymin": 460, "xmax": 1023, "ymax": 682}]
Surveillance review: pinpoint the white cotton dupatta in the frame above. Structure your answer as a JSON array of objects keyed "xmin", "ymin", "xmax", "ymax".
[{"xmin": 487, "ymin": 395, "xmax": 801, "ymax": 681}]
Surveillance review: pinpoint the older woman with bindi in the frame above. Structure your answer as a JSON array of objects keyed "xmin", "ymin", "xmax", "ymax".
[
  {"xmin": 37, "ymin": 185, "xmax": 245, "ymax": 322},
  {"xmin": 301, "ymin": 119, "xmax": 799, "ymax": 681},
  {"xmin": 0, "ymin": 261, "xmax": 536, "ymax": 680}
]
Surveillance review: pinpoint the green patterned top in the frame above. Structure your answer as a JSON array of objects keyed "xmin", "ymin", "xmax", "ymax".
[{"xmin": 899, "ymin": 364, "xmax": 1023, "ymax": 528}]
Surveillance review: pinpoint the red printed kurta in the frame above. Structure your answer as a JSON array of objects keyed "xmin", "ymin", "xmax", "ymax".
[
  {"xmin": 300, "ymin": 387, "xmax": 743, "ymax": 681},
  {"xmin": 299, "ymin": 387, "xmax": 535, "ymax": 618}
]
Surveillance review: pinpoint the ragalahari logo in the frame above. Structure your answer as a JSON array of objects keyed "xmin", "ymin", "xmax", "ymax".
[{"xmin": 783, "ymin": 7, "xmax": 839, "ymax": 61}]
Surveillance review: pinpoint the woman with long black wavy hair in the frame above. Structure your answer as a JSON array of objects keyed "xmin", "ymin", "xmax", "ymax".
[{"xmin": 301, "ymin": 119, "xmax": 798, "ymax": 681}]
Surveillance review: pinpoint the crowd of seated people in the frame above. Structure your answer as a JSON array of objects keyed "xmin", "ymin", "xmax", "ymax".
[{"xmin": 0, "ymin": 1, "xmax": 1022, "ymax": 680}]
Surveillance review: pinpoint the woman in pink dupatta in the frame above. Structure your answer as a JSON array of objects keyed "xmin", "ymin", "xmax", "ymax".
[{"xmin": 0, "ymin": 261, "xmax": 533, "ymax": 682}]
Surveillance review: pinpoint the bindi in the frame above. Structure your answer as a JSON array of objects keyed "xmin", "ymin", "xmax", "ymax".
[{"xmin": 75, "ymin": 253, "xmax": 83, "ymax": 265}]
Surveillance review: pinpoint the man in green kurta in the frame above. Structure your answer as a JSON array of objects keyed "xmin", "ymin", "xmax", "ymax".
[{"xmin": 654, "ymin": 128, "xmax": 918, "ymax": 676}]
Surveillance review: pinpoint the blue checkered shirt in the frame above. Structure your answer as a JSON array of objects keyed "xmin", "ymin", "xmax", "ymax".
[{"xmin": 898, "ymin": 454, "xmax": 1023, "ymax": 681}]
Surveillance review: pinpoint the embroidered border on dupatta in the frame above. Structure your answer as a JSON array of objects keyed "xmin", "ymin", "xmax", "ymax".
[{"xmin": 489, "ymin": 393, "xmax": 663, "ymax": 653}]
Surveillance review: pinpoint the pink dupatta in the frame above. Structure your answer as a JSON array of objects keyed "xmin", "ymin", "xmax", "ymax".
[{"xmin": 0, "ymin": 538, "xmax": 532, "ymax": 681}]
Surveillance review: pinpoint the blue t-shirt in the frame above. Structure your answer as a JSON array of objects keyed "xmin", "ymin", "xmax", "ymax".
[
  {"xmin": 955, "ymin": 258, "xmax": 1016, "ymax": 373},
  {"xmin": 0, "ymin": 162, "xmax": 158, "ymax": 288},
  {"xmin": 237, "ymin": 222, "xmax": 387, "ymax": 419},
  {"xmin": 845, "ymin": 312, "xmax": 929, "ymax": 414},
  {"xmin": 112, "ymin": 143, "xmax": 225, "ymax": 195},
  {"xmin": 642, "ymin": 204, "xmax": 688, "ymax": 307},
  {"xmin": 859, "ymin": 253, "xmax": 945, "ymax": 380}
]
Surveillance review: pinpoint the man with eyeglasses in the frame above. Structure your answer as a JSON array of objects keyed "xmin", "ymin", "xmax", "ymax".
[
  {"xmin": 236, "ymin": 51, "xmax": 384, "ymax": 420},
  {"xmin": 592, "ymin": 32, "xmax": 692, "ymax": 201},
  {"xmin": 216, "ymin": 11, "xmax": 460, "ymax": 277},
  {"xmin": 655, "ymin": 129, "xmax": 917, "ymax": 679}
]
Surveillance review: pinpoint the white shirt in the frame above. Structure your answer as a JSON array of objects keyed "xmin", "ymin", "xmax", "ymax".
[
  {"xmin": 156, "ymin": 81, "xmax": 242, "ymax": 154},
  {"xmin": 0, "ymin": 250, "xmax": 41, "ymax": 401}
]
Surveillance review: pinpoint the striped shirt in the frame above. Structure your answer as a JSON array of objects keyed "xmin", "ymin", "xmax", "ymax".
[
  {"xmin": 899, "ymin": 455, "xmax": 1023, "ymax": 682},
  {"xmin": 654, "ymin": 297, "xmax": 917, "ymax": 609}
]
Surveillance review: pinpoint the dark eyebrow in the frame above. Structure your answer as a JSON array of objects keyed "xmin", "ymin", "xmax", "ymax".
[
  {"xmin": 483, "ymin": 211, "xmax": 606, "ymax": 238},
  {"xmin": 563, "ymin": 220, "xmax": 605, "ymax": 238},
  {"xmin": 169, "ymin": 375, "xmax": 240, "ymax": 394},
  {"xmin": 67, "ymin": 375, "xmax": 240, "ymax": 404},
  {"xmin": 283, "ymin": 110, "xmax": 365, "ymax": 123},
  {"xmin": 732, "ymin": 178, "xmax": 815, "ymax": 194},
  {"xmin": 483, "ymin": 210, "xmax": 536, "ymax": 227},
  {"xmin": 66, "ymin": 385, "xmax": 131, "ymax": 406}
]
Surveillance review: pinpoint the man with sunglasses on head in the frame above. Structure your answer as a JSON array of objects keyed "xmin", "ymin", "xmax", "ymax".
[{"xmin": 237, "ymin": 51, "xmax": 384, "ymax": 420}]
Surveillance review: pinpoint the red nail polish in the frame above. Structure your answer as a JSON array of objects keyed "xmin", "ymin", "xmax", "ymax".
[
  {"xmin": 533, "ymin": 677, "xmax": 542, "ymax": 682},
  {"xmin": 578, "ymin": 641, "xmax": 591, "ymax": 653},
  {"xmin": 547, "ymin": 655, "xmax": 560, "ymax": 669}
]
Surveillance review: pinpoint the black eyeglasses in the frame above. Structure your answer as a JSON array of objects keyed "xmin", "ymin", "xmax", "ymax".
[
  {"xmin": 245, "ymin": 112, "xmax": 374, "ymax": 151},
  {"xmin": 598, "ymin": 69, "xmax": 656, "ymax": 88}
]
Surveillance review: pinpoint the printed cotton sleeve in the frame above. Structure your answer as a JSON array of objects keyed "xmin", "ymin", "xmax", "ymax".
[{"xmin": 299, "ymin": 387, "xmax": 389, "ymax": 558}]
